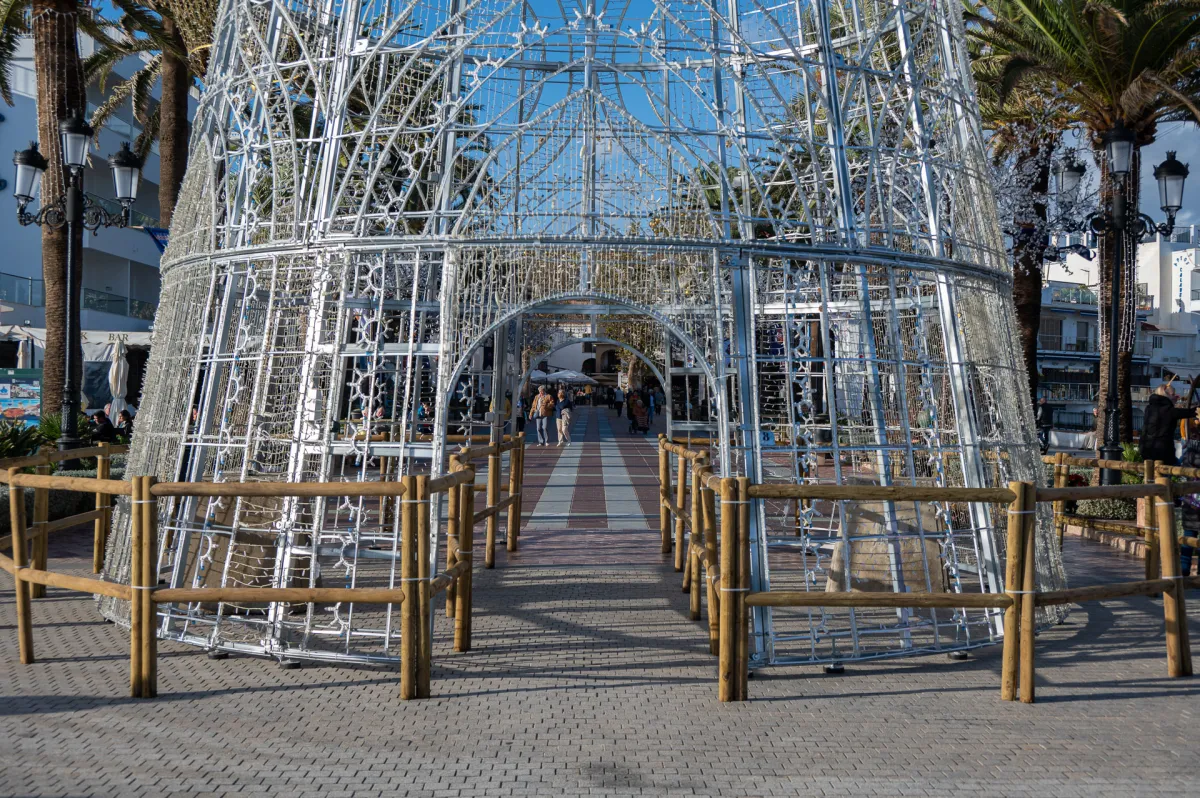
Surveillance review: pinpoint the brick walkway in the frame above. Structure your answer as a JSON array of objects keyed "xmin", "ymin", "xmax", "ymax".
[{"xmin": 2, "ymin": 406, "xmax": 1198, "ymax": 796}]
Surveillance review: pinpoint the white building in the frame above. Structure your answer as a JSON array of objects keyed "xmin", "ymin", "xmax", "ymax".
[
  {"xmin": 0, "ymin": 34, "xmax": 195, "ymax": 368},
  {"xmin": 1041, "ymin": 227, "xmax": 1200, "ymax": 431}
]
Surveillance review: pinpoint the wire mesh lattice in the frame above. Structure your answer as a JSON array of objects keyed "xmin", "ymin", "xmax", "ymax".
[{"xmin": 100, "ymin": 0, "xmax": 1064, "ymax": 665}]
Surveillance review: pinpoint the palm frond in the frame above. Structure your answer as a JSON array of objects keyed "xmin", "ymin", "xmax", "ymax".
[
  {"xmin": 133, "ymin": 103, "xmax": 160, "ymax": 161},
  {"xmin": 0, "ymin": 0, "xmax": 30, "ymax": 107}
]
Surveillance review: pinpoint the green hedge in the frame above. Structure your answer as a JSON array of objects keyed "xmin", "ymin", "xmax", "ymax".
[{"xmin": 1075, "ymin": 497, "xmax": 1137, "ymax": 521}]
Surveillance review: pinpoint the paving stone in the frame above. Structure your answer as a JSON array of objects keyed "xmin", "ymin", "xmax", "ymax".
[{"xmin": 1, "ymin": 408, "xmax": 1197, "ymax": 796}]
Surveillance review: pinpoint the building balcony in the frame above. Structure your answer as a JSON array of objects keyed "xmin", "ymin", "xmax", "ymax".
[
  {"xmin": 1040, "ymin": 382, "xmax": 1097, "ymax": 403},
  {"xmin": 1037, "ymin": 335, "xmax": 1097, "ymax": 353},
  {"xmin": 82, "ymin": 288, "xmax": 156, "ymax": 321},
  {"xmin": 0, "ymin": 271, "xmax": 44, "ymax": 307},
  {"xmin": 1049, "ymin": 286, "xmax": 1096, "ymax": 305}
]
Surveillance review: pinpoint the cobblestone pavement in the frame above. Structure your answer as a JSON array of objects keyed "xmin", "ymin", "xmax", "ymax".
[{"xmin": 2, "ymin": 408, "xmax": 1198, "ymax": 796}]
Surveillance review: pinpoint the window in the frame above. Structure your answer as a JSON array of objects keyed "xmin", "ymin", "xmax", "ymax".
[
  {"xmin": 582, "ymin": 342, "xmax": 595, "ymax": 353},
  {"xmin": 1153, "ymin": 335, "xmax": 1164, "ymax": 349}
]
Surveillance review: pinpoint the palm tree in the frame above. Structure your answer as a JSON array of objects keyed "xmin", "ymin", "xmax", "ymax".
[
  {"xmin": 84, "ymin": 1, "xmax": 217, "ymax": 226},
  {"xmin": 0, "ymin": 0, "xmax": 89, "ymax": 420},
  {"xmin": 969, "ymin": 44, "xmax": 1076, "ymax": 406},
  {"xmin": 968, "ymin": 0, "xmax": 1200, "ymax": 442}
]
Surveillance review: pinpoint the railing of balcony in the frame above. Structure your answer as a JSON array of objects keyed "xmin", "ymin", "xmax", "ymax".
[
  {"xmin": 83, "ymin": 288, "xmax": 128, "ymax": 316},
  {"xmin": 0, "ymin": 272, "xmax": 45, "ymax": 307},
  {"xmin": 1049, "ymin": 286, "xmax": 1096, "ymax": 305},
  {"xmin": 1037, "ymin": 335, "xmax": 1098, "ymax": 353},
  {"xmin": 130, "ymin": 298, "xmax": 156, "ymax": 321},
  {"xmin": 1040, "ymin": 382, "xmax": 1098, "ymax": 403},
  {"xmin": 1166, "ymin": 225, "xmax": 1200, "ymax": 245}
]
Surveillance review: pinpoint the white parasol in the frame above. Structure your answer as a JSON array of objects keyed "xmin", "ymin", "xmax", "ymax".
[{"xmin": 108, "ymin": 341, "xmax": 130, "ymax": 419}]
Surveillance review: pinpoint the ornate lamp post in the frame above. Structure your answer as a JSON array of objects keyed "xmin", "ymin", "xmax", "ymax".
[
  {"xmin": 12, "ymin": 115, "xmax": 143, "ymax": 453},
  {"xmin": 1055, "ymin": 122, "xmax": 1189, "ymax": 484}
]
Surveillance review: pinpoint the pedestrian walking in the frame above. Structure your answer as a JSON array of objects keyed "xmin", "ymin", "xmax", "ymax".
[
  {"xmin": 1139, "ymin": 383, "xmax": 1198, "ymax": 466},
  {"xmin": 647, "ymin": 390, "xmax": 656, "ymax": 424},
  {"xmin": 531, "ymin": 385, "xmax": 556, "ymax": 446},
  {"xmin": 556, "ymin": 388, "xmax": 574, "ymax": 446},
  {"xmin": 613, "ymin": 386, "xmax": 624, "ymax": 417}
]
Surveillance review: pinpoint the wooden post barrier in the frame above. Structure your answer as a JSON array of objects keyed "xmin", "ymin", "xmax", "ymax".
[
  {"xmin": 736, "ymin": 476, "xmax": 751, "ymax": 701},
  {"xmin": 718, "ymin": 476, "xmax": 738, "ymax": 702},
  {"xmin": 416, "ymin": 474, "xmax": 432, "ymax": 699},
  {"xmin": 400, "ymin": 474, "xmax": 418, "ymax": 700},
  {"xmin": 1156, "ymin": 477, "xmax": 1193, "ymax": 678},
  {"xmin": 30, "ymin": 453, "xmax": 51, "ymax": 598},
  {"xmin": 1018, "ymin": 481, "xmax": 1038, "ymax": 703},
  {"xmin": 1052, "ymin": 452, "xmax": 1066, "ymax": 551},
  {"xmin": 701, "ymin": 470, "xmax": 720, "ymax": 656},
  {"xmin": 485, "ymin": 447, "xmax": 501, "ymax": 569},
  {"xmin": 445, "ymin": 454, "xmax": 461, "ymax": 618},
  {"xmin": 506, "ymin": 432, "xmax": 522, "ymax": 552},
  {"xmin": 140, "ymin": 475, "xmax": 158, "ymax": 698},
  {"xmin": 999, "ymin": 481, "xmax": 1027, "ymax": 701},
  {"xmin": 94, "ymin": 442, "xmax": 112, "ymax": 573},
  {"xmin": 7, "ymin": 468, "xmax": 33, "ymax": 664},
  {"xmin": 687, "ymin": 454, "xmax": 706, "ymax": 619},
  {"xmin": 1142, "ymin": 460, "xmax": 1160, "ymax": 580},
  {"xmin": 658, "ymin": 437, "xmax": 671, "ymax": 554},
  {"xmin": 129, "ymin": 476, "xmax": 143, "ymax": 698},
  {"xmin": 1142, "ymin": 460, "xmax": 1158, "ymax": 580},
  {"xmin": 455, "ymin": 469, "xmax": 476, "ymax": 652},
  {"xmin": 516, "ymin": 432, "xmax": 525, "ymax": 539},
  {"xmin": 674, "ymin": 452, "xmax": 687, "ymax": 572}
]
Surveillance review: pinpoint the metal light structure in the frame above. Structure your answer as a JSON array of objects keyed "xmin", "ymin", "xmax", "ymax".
[{"xmin": 102, "ymin": 0, "xmax": 1065, "ymax": 667}]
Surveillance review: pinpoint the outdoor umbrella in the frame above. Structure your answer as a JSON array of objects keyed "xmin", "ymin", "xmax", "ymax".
[
  {"xmin": 550, "ymin": 370, "xmax": 598, "ymax": 385},
  {"xmin": 529, "ymin": 369, "xmax": 551, "ymax": 384},
  {"xmin": 108, "ymin": 341, "xmax": 130, "ymax": 419}
]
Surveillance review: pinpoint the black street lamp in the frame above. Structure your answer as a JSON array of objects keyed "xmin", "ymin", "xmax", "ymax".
[
  {"xmin": 1055, "ymin": 126, "xmax": 1190, "ymax": 485},
  {"xmin": 12, "ymin": 116, "xmax": 143, "ymax": 455}
]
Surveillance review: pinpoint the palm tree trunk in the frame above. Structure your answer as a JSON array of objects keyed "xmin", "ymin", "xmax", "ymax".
[
  {"xmin": 1118, "ymin": 150, "xmax": 1140, "ymax": 442},
  {"xmin": 32, "ymin": 1, "xmax": 86, "ymax": 423},
  {"xmin": 1094, "ymin": 148, "xmax": 1140, "ymax": 450},
  {"xmin": 1095, "ymin": 154, "xmax": 1115, "ymax": 454},
  {"xmin": 1011, "ymin": 146, "xmax": 1051, "ymax": 408},
  {"xmin": 158, "ymin": 17, "xmax": 190, "ymax": 226}
]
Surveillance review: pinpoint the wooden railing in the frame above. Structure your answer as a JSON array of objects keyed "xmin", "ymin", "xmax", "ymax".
[
  {"xmin": 0, "ymin": 443, "xmax": 127, "ymax": 582},
  {"xmin": 658, "ymin": 439, "xmax": 1196, "ymax": 703},
  {"xmin": 0, "ymin": 435, "xmax": 527, "ymax": 702},
  {"xmin": 1042, "ymin": 452, "xmax": 1200, "ymax": 579}
]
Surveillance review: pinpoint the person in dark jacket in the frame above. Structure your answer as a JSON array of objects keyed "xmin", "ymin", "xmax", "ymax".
[
  {"xmin": 1034, "ymin": 397, "xmax": 1052, "ymax": 454},
  {"xmin": 1139, "ymin": 384, "xmax": 1198, "ymax": 465},
  {"xmin": 116, "ymin": 409, "xmax": 134, "ymax": 440},
  {"xmin": 90, "ymin": 411, "xmax": 118, "ymax": 444}
]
